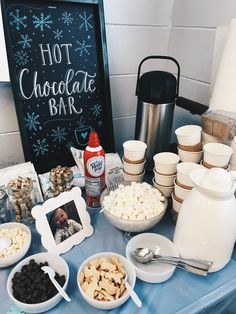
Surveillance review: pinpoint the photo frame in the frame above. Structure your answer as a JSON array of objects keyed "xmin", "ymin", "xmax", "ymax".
[
  {"xmin": 1, "ymin": 0, "xmax": 114, "ymax": 173},
  {"xmin": 32, "ymin": 186, "xmax": 93, "ymax": 254}
]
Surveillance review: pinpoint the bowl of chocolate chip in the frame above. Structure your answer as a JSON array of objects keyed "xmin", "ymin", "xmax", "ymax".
[{"xmin": 7, "ymin": 252, "xmax": 69, "ymax": 313}]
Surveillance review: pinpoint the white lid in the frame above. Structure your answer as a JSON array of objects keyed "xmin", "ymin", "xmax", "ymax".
[{"xmin": 192, "ymin": 168, "xmax": 233, "ymax": 192}]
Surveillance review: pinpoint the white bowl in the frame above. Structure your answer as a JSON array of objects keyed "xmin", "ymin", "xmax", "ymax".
[
  {"xmin": 203, "ymin": 143, "xmax": 233, "ymax": 167},
  {"xmin": 0, "ymin": 222, "xmax": 31, "ymax": 268},
  {"xmin": 178, "ymin": 147, "xmax": 203, "ymax": 163},
  {"xmin": 7, "ymin": 253, "xmax": 69, "ymax": 313},
  {"xmin": 123, "ymin": 140, "xmax": 147, "ymax": 162},
  {"xmin": 100, "ymin": 183, "xmax": 167, "ymax": 233},
  {"xmin": 123, "ymin": 170, "xmax": 145, "ymax": 183},
  {"xmin": 123, "ymin": 158, "xmax": 145, "ymax": 175},
  {"xmin": 153, "ymin": 168, "xmax": 176, "ymax": 186},
  {"xmin": 126, "ymin": 233, "xmax": 179, "ymax": 283},
  {"xmin": 153, "ymin": 152, "xmax": 180, "ymax": 175},
  {"xmin": 174, "ymin": 179, "xmax": 191, "ymax": 201},
  {"xmin": 176, "ymin": 162, "xmax": 203, "ymax": 188},
  {"xmin": 77, "ymin": 252, "xmax": 136, "ymax": 310},
  {"xmin": 175, "ymin": 125, "xmax": 202, "ymax": 146},
  {"xmin": 152, "ymin": 178, "xmax": 174, "ymax": 198}
]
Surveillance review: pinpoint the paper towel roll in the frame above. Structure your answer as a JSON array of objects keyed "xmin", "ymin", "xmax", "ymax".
[{"xmin": 210, "ymin": 19, "xmax": 236, "ymax": 113}]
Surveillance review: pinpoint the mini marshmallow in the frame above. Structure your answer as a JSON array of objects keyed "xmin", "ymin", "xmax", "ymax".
[{"xmin": 103, "ymin": 182, "xmax": 165, "ymax": 221}]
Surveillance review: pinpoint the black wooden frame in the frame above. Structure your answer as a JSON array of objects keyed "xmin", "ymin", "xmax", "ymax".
[{"xmin": 1, "ymin": 0, "xmax": 114, "ymax": 173}]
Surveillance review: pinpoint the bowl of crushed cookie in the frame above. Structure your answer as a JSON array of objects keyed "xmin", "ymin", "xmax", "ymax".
[
  {"xmin": 0, "ymin": 222, "xmax": 31, "ymax": 268},
  {"xmin": 77, "ymin": 252, "xmax": 136, "ymax": 310}
]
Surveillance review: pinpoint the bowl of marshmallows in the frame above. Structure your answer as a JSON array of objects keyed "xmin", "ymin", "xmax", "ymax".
[{"xmin": 100, "ymin": 182, "xmax": 167, "ymax": 232}]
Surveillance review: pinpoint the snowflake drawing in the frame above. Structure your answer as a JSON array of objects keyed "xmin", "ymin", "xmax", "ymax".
[
  {"xmin": 51, "ymin": 126, "xmax": 68, "ymax": 143},
  {"xmin": 9, "ymin": 9, "xmax": 27, "ymax": 31},
  {"xmin": 14, "ymin": 50, "xmax": 29, "ymax": 66},
  {"xmin": 53, "ymin": 29, "xmax": 63, "ymax": 40},
  {"xmin": 91, "ymin": 104, "xmax": 102, "ymax": 117},
  {"xmin": 33, "ymin": 139, "xmax": 49, "ymax": 156},
  {"xmin": 33, "ymin": 13, "xmax": 53, "ymax": 31},
  {"xmin": 24, "ymin": 112, "xmax": 42, "ymax": 131},
  {"xmin": 18, "ymin": 34, "xmax": 32, "ymax": 49},
  {"xmin": 75, "ymin": 40, "xmax": 91, "ymax": 56},
  {"xmin": 66, "ymin": 141, "xmax": 74, "ymax": 150},
  {"xmin": 79, "ymin": 11, "xmax": 93, "ymax": 31},
  {"xmin": 6, "ymin": 304, "xmax": 25, "ymax": 314},
  {"xmin": 61, "ymin": 11, "xmax": 73, "ymax": 26}
]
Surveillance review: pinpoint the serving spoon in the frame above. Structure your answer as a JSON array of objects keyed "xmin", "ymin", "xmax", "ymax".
[
  {"xmin": 124, "ymin": 272, "xmax": 142, "ymax": 308},
  {"xmin": 0, "ymin": 236, "xmax": 12, "ymax": 253},
  {"xmin": 41, "ymin": 266, "xmax": 71, "ymax": 302},
  {"xmin": 131, "ymin": 248, "xmax": 213, "ymax": 276}
]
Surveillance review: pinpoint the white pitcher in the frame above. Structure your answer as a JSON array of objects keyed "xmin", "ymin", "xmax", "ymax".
[{"xmin": 173, "ymin": 167, "xmax": 236, "ymax": 272}]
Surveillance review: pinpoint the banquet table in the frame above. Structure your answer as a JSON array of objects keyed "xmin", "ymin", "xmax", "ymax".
[{"xmin": 1, "ymin": 206, "xmax": 236, "ymax": 314}]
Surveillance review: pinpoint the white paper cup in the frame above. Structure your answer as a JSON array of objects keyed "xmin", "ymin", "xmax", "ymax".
[
  {"xmin": 178, "ymin": 147, "xmax": 203, "ymax": 163},
  {"xmin": 171, "ymin": 193, "xmax": 182, "ymax": 213},
  {"xmin": 153, "ymin": 152, "xmax": 180, "ymax": 175},
  {"xmin": 152, "ymin": 178, "xmax": 174, "ymax": 198},
  {"xmin": 123, "ymin": 158, "xmax": 145, "ymax": 175},
  {"xmin": 174, "ymin": 178, "xmax": 191, "ymax": 201},
  {"xmin": 123, "ymin": 170, "xmax": 145, "ymax": 183},
  {"xmin": 203, "ymin": 143, "xmax": 233, "ymax": 167},
  {"xmin": 176, "ymin": 162, "xmax": 203, "ymax": 188},
  {"xmin": 175, "ymin": 125, "xmax": 202, "ymax": 146},
  {"xmin": 153, "ymin": 168, "xmax": 176, "ymax": 186},
  {"xmin": 123, "ymin": 140, "xmax": 147, "ymax": 163},
  {"xmin": 200, "ymin": 160, "xmax": 230, "ymax": 171}
]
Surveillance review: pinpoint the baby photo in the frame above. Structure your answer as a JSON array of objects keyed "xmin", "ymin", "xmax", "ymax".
[{"xmin": 48, "ymin": 200, "xmax": 83, "ymax": 245}]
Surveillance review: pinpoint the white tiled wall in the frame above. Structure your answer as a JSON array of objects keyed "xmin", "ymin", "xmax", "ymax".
[{"xmin": 1, "ymin": 0, "xmax": 236, "ymax": 165}]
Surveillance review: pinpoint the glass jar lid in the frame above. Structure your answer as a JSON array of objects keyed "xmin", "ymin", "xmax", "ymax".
[{"xmin": 0, "ymin": 188, "xmax": 8, "ymax": 205}]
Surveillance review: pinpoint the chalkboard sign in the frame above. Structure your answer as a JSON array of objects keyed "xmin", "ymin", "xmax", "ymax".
[{"xmin": 1, "ymin": 0, "xmax": 114, "ymax": 173}]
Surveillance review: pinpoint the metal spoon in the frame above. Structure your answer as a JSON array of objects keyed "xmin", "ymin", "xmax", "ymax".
[
  {"xmin": 41, "ymin": 266, "xmax": 71, "ymax": 302},
  {"xmin": 124, "ymin": 272, "xmax": 142, "ymax": 308},
  {"xmin": 131, "ymin": 248, "xmax": 213, "ymax": 276},
  {"xmin": 0, "ymin": 236, "xmax": 12, "ymax": 253}
]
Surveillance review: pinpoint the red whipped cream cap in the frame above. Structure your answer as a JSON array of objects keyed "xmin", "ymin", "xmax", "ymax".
[{"xmin": 88, "ymin": 132, "xmax": 100, "ymax": 147}]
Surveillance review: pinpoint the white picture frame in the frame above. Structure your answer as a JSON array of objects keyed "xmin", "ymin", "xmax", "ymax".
[{"xmin": 32, "ymin": 187, "xmax": 93, "ymax": 255}]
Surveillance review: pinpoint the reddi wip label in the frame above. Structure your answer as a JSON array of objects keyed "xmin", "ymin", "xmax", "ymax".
[{"xmin": 86, "ymin": 156, "xmax": 105, "ymax": 177}]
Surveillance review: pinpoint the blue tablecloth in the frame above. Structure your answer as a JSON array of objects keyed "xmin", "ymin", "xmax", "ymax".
[{"xmin": 1, "ymin": 209, "xmax": 236, "ymax": 314}]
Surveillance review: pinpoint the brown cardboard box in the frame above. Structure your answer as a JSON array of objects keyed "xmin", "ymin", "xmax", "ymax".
[{"xmin": 201, "ymin": 110, "xmax": 236, "ymax": 140}]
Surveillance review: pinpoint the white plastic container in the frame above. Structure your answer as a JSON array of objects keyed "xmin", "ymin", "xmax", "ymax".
[{"xmin": 174, "ymin": 168, "xmax": 236, "ymax": 272}]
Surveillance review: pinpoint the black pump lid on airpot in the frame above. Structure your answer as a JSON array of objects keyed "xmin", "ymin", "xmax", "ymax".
[{"xmin": 136, "ymin": 71, "xmax": 177, "ymax": 104}]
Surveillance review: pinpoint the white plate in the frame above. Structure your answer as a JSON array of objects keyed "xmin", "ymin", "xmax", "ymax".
[{"xmin": 126, "ymin": 233, "xmax": 179, "ymax": 283}]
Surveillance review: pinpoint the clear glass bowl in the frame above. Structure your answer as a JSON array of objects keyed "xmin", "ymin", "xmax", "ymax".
[{"xmin": 100, "ymin": 183, "xmax": 167, "ymax": 233}]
